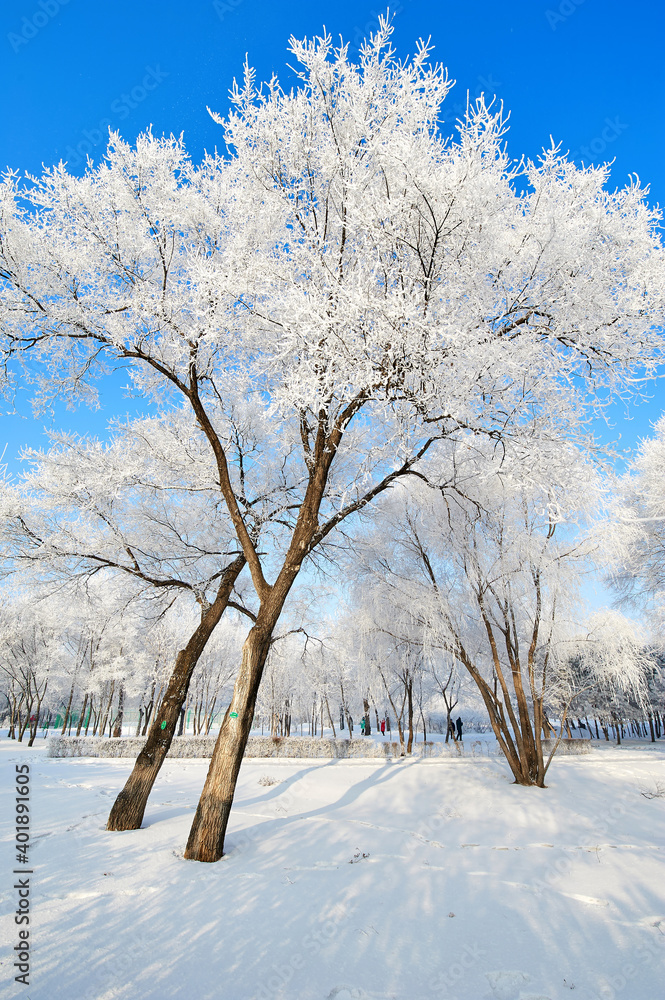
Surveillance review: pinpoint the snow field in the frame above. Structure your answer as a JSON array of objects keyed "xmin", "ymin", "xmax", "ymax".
[{"xmin": 1, "ymin": 741, "xmax": 664, "ymax": 1000}]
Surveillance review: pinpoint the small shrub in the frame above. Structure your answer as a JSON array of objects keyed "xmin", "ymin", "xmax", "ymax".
[{"xmin": 640, "ymin": 781, "xmax": 665, "ymax": 799}]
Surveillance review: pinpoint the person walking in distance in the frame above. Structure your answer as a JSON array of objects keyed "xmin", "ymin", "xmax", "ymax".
[
  {"xmin": 380, "ymin": 718, "xmax": 386, "ymax": 736},
  {"xmin": 456, "ymin": 717, "xmax": 463, "ymax": 740}
]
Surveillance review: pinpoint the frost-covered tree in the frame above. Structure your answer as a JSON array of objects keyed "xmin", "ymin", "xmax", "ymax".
[
  {"xmin": 0, "ymin": 575, "xmax": 150, "ymax": 743},
  {"xmin": 0, "ymin": 407, "xmax": 268, "ymax": 824},
  {"xmin": 607, "ymin": 414, "xmax": 665, "ymax": 643},
  {"xmin": 0, "ymin": 595, "xmax": 56, "ymax": 744},
  {"xmin": 351, "ymin": 439, "xmax": 652, "ymax": 784},
  {"xmin": 0, "ymin": 20, "xmax": 663, "ymax": 857}
]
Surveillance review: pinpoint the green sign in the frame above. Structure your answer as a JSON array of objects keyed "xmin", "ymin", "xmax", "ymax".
[
  {"xmin": 160, "ymin": 720, "xmax": 167, "ymax": 730},
  {"xmin": 230, "ymin": 711, "xmax": 238, "ymax": 719}
]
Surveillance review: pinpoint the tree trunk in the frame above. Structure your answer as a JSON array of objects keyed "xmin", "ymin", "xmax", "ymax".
[
  {"xmin": 142, "ymin": 682, "xmax": 156, "ymax": 736},
  {"xmin": 406, "ymin": 680, "xmax": 414, "ymax": 754},
  {"xmin": 363, "ymin": 697, "xmax": 371, "ymax": 737},
  {"xmin": 324, "ymin": 693, "xmax": 336, "ymax": 738},
  {"xmin": 17, "ymin": 705, "xmax": 30, "ymax": 742},
  {"xmin": 76, "ymin": 693, "xmax": 88, "ymax": 737},
  {"xmin": 27, "ymin": 679, "xmax": 47, "ymax": 747},
  {"xmin": 85, "ymin": 694, "xmax": 93, "ymax": 736},
  {"xmin": 205, "ymin": 698, "xmax": 218, "ymax": 735},
  {"xmin": 61, "ymin": 682, "xmax": 75, "ymax": 735},
  {"xmin": 99, "ymin": 681, "xmax": 116, "ymax": 739},
  {"xmin": 107, "ymin": 556, "xmax": 245, "ymax": 832},
  {"xmin": 27, "ymin": 709, "xmax": 40, "ymax": 746},
  {"xmin": 7, "ymin": 692, "xmax": 18, "ymax": 739},
  {"xmin": 112, "ymin": 685, "xmax": 125, "ymax": 737},
  {"xmin": 340, "ymin": 681, "xmax": 353, "ymax": 735},
  {"xmin": 396, "ymin": 716, "xmax": 406, "ymax": 755},
  {"xmin": 184, "ymin": 623, "xmax": 273, "ymax": 862}
]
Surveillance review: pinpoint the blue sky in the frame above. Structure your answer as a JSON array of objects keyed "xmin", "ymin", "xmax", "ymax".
[{"xmin": 1, "ymin": 0, "xmax": 664, "ymax": 473}]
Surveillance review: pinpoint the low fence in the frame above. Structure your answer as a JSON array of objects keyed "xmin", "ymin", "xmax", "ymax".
[{"xmin": 46, "ymin": 734, "xmax": 592, "ymax": 760}]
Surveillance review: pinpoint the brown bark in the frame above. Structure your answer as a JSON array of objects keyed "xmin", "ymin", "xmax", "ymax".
[
  {"xmin": 184, "ymin": 621, "xmax": 273, "ymax": 862},
  {"xmin": 27, "ymin": 710, "xmax": 40, "ymax": 747},
  {"xmin": 141, "ymin": 682, "xmax": 155, "ymax": 736},
  {"xmin": 340, "ymin": 681, "xmax": 353, "ymax": 735},
  {"xmin": 376, "ymin": 664, "xmax": 407, "ymax": 754},
  {"xmin": 106, "ymin": 555, "xmax": 246, "ymax": 832},
  {"xmin": 60, "ymin": 681, "xmax": 75, "ymax": 735},
  {"xmin": 182, "ymin": 378, "xmax": 432, "ymax": 861},
  {"xmin": 76, "ymin": 693, "xmax": 88, "ymax": 737},
  {"xmin": 84, "ymin": 694, "xmax": 93, "ymax": 735},
  {"xmin": 184, "ymin": 514, "xmax": 309, "ymax": 862},
  {"xmin": 27, "ymin": 678, "xmax": 47, "ymax": 747},
  {"xmin": 406, "ymin": 679, "xmax": 414, "ymax": 754},
  {"xmin": 112, "ymin": 685, "xmax": 125, "ymax": 737},
  {"xmin": 17, "ymin": 705, "xmax": 28, "ymax": 742},
  {"xmin": 6, "ymin": 689, "xmax": 18, "ymax": 739},
  {"xmin": 98, "ymin": 680, "xmax": 115, "ymax": 739},
  {"xmin": 324, "ymin": 692, "xmax": 336, "ymax": 738}
]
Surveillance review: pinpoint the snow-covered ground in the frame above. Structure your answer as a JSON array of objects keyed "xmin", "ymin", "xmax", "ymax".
[{"xmin": 1, "ymin": 738, "xmax": 664, "ymax": 1000}]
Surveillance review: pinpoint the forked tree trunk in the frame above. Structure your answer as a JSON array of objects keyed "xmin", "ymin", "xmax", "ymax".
[
  {"xmin": 17, "ymin": 705, "xmax": 29, "ymax": 742},
  {"xmin": 184, "ymin": 622, "xmax": 273, "ymax": 862},
  {"xmin": 106, "ymin": 556, "xmax": 245, "ymax": 832},
  {"xmin": 27, "ymin": 678, "xmax": 47, "ymax": 747},
  {"xmin": 181, "ymin": 393, "xmax": 370, "ymax": 861}
]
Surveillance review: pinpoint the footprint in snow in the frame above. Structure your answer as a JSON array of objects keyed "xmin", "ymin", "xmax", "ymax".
[{"xmin": 486, "ymin": 970, "xmax": 552, "ymax": 1000}]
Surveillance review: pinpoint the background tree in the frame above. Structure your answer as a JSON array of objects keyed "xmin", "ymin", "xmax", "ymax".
[
  {"xmin": 0, "ymin": 595, "xmax": 55, "ymax": 744},
  {"xmin": 351, "ymin": 439, "xmax": 652, "ymax": 784},
  {"xmin": 608, "ymin": 413, "xmax": 665, "ymax": 643}
]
